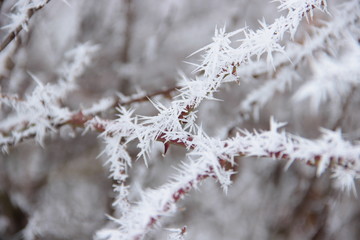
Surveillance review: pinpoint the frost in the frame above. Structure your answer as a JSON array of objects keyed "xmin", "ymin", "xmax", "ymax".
[
  {"xmin": 293, "ymin": 37, "xmax": 360, "ymax": 112},
  {"xmin": 1, "ymin": 0, "xmax": 360, "ymax": 239},
  {"xmin": 0, "ymin": 43, "xmax": 98, "ymax": 150},
  {"xmin": 2, "ymin": 0, "xmax": 52, "ymax": 33},
  {"xmin": 166, "ymin": 227, "xmax": 187, "ymax": 240},
  {"xmin": 331, "ymin": 167, "xmax": 358, "ymax": 195}
]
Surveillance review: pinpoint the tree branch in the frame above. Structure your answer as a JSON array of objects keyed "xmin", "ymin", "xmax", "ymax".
[{"xmin": 0, "ymin": 0, "xmax": 51, "ymax": 52}]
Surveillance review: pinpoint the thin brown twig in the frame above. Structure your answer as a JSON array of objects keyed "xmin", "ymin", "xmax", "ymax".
[{"xmin": 116, "ymin": 85, "xmax": 178, "ymax": 107}]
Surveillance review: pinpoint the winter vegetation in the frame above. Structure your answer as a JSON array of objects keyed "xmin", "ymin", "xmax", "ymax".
[{"xmin": 0, "ymin": 0, "xmax": 360, "ymax": 239}]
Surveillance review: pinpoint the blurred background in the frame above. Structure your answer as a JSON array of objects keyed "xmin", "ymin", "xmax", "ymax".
[{"xmin": 0, "ymin": 0, "xmax": 360, "ymax": 239}]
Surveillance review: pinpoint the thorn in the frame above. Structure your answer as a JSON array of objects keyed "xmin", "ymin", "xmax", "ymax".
[{"xmin": 163, "ymin": 142, "xmax": 170, "ymax": 156}]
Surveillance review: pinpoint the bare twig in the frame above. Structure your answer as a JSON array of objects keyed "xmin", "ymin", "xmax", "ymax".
[{"xmin": 116, "ymin": 85, "xmax": 178, "ymax": 106}]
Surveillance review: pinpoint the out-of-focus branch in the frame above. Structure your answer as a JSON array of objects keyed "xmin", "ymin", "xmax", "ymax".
[
  {"xmin": 0, "ymin": 37, "xmax": 22, "ymax": 89},
  {"xmin": 237, "ymin": 3, "xmax": 359, "ymax": 121},
  {"xmin": 0, "ymin": 0, "xmax": 51, "ymax": 52},
  {"xmin": 116, "ymin": 0, "xmax": 135, "ymax": 93},
  {"xmin": 0, "ymin": 191, "xmax": 27, "ymax": 236},
  {"xmin": 0, "ymin": 94, "xmax": 22, "ymax": 102},
  {"xmin": 332, "ymin": 86, "xmax": 357, "ymax": 131},
  {"xmin": 120, "ymin": 0, "xmax": 134, "ymax": 64},
  {"xmin": 0, "ymin": 0, "xmax": 4, "ymax": 10},
  {"xmin": 272, "ymin": 175, "xmax": 331, "ymax": 239}
]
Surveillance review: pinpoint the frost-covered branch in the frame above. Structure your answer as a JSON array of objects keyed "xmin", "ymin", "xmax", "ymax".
[
  {"xmin": 0, "ymin": 0, "xmax": 52, "ymax": 52},
  {"xmin": 293, "ymin": 37, "xmax": 360, "ymax": 112},
  {"xmin": 239, "ymin": 68, "xmax": 299, "ymax": 121},
  {"xmin": 0, "ymin": 42, "xmax": 98, "ymax": 152},
  {"xmin": 91, "ymin": 1, "xmax": 360, "ymax": 238},
  {"xmin": 2, "ymin": 0, "xmax": 360, "ymax": 239},
  {"xmin": 193, "ymin": 0, "xmax": 327, "ymax": 82},
  {"xmin": 234, "ymin": 0, "xmax": 359, "ymax": 81},
  {"xmin": 95, "ymin": 0, "xmax": 332, "ymax": 171},
  {"xmin": 96, "ymin": 159, "xmax": 212, "ymax": 240},
  {"xmin": 96, "ymin": 109, "xmax": 360, "ymax": 239},
  {"xmin": 239, "ymin": 1, "xmax": 360, "ymax": 119},
  {"xmin": 0, "ymin": 84, "xmax": 179, "ymax": 152}
]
